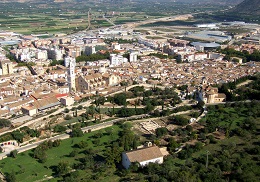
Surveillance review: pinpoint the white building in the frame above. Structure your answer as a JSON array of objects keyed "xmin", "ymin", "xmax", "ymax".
[
  {"xmin": 64, "ymin": 56, "xmax": 76, "ymax": 67},
  {"xmin": 122, "ymin": 146, "xmax": 164, "ymax": 169},
  {"xmin": 67, "ymin": 58, "xmax": 76, "ymax": 92},
  {"xmin": 20, "ymin": 53, "xmax": 31, "ymax": 62},
  {"xmin": 129, "ymin": 52, "xmax": 138, "ymax": 62},
  {"xmin": 60, "ymin": 97, "xmax": 74, "ymax": 106},
  {"xmin": 35, "ymin": 50, "xmax": 48, "ymax": 60},
  {"xmin": 113, "ymin": 43, "xmax": 121, "ymax": 50},
  {"xmin": 110, "ymin": 54, "xmax": 127, "ymax": 66}
]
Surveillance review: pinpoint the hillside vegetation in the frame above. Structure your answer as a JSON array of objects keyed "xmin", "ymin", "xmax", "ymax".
[{"xmin": 230, "ymin": 0, "xmax": 260, "ymax": 15}]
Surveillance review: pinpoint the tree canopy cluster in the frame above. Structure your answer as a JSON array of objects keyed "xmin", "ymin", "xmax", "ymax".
[
  {"xmin": 218, "ymin": 74, "xmax": 260, "ymax": 101},
  {"xmin": 119, "ymin": 101, "xmax": 260, "ymax": 182},
  {"xmin": 0, "ymin": 118, "xmax": 11, "ymax": 129},
  {"xmin": 33, "ymin": 140, "xmax": 61, "ymax": 163},
  {"xmin": 220, "ymin": 48, "xmax": 260, "ymax": 62},
  {"xmin": 0, "ymin": 126, "xmax": 39, "ymax": 143},
  {"xmin": 76, "ymin": 52, "xmax": 110, "ymax": 63}
]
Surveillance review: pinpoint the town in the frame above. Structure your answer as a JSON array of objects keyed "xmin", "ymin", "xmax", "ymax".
[
  {"xmin": 0, "ymin": 20, "xmax": 259, "ymax": 120},
  {"xmin": 0, "ymin": 0, "xmax": 259, "ymax": 181}
]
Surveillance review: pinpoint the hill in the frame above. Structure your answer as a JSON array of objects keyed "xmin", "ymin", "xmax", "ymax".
[{"xmin": 230, "ymin": 0, "xmax": 260, "ymax": 15}]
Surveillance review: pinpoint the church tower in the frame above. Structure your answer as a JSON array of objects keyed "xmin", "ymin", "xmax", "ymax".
[{"xmin": 67, "ymin": 58, "xmax": 76, "ymax": 92}]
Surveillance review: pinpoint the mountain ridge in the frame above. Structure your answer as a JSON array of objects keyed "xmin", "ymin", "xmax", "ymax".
[{"xmin": 230, "ymin": 0, "xmax": 260, "ymax": 15}]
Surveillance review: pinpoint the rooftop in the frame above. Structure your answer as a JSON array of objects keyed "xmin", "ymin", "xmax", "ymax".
[{"xmin": 124, "ymin": 145, "xmax": 163, "ymax": 162}]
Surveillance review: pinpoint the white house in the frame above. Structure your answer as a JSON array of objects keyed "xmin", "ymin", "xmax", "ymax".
[{"xmin": 122, "ymin": 145, "xmax": 164, "ymax": 169}]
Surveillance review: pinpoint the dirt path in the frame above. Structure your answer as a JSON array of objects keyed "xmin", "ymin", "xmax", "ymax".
[{"xmin": 236, "ymin": 80, "xmax": 253, "ymax": 87}]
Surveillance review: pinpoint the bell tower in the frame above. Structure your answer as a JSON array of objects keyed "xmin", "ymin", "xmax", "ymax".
[{"xmin": 67, "ymin": 58, "xmax": 76, "ymax": 92}]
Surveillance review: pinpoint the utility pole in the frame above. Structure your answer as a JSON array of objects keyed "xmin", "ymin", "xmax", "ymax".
[{"xmin": 206, "ymin": 150, "xmax": 210, "ymax": 169}]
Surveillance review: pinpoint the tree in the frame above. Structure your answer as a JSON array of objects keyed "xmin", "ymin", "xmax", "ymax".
[
  {"xmin": 11, "ymin": 131, "xmax": 24, "ymax": 143},
  {"xmin": 33, "ymin": 147, "xmax": 47, "ymax": 163},
  {"xmin": 53, "ymin": 125, "xmax": 67, "ymax": 133},
  {"xmin": 144, "ymin": 102, "xmax": 154, "ymax": 113},
  {"xmin": 194, "ymin": 142, "xmax": 203, "ymax": 151},
  {"xmin": 56, "ymin": 161, "xmax": 70, "ymax": 177},
  {"xmin": 9, "ymin": 150, "xmax": 18, "ymax": 158},
  {"xmin": 6, "ymin": 171, "xmax": 16, "ymax": 182},
  {"xmin": 167, "ymin": 138, "xmax": 179, "ymax": 153},
  {"xmin": 0, "ymin": 118, "xmax": 11, "ymax": 128},
  {"xmin": 77, "ymin": 105, "xmax": 83, "ymax": 110},
  {"xmin": 75, "ymin": 140, "xmax": 88, "ymax": 149},
  {"xmin": 114, "ymin": 93, "xmax": 127, "ymax": 106},
  {"xmin": 186, "ymin": 125, "xmax": 193, "ymax": 132},
  {"xmin": 208, "ymin": 135, "xmax": 217, "ymax": 144},
  {"xmin": 64, "ymin": 108, "xmax": 70, "ymax": 113},
  {"xmin": 155, "ymin": 127, "xmax": 168, "ymax": 138},
  {"xmin": 105, "ymin": 128, "xmax": 113, "ymax": 136},
  {"xmin": 53, "ymin": 139, "xmax": 61, "ymax": 147},
  {"xmin": 71, "ymin": 128, "xmax": 84, "ymax": 137},
  {"xmin": 117, "ymin": 107, "xmax": 136, "ymax": 117},
  {"xmin": 170, "ymin": 115, "xmax": 189, "ymax": 126},
  {"xmin": 69, "ymin": 149, "xmax": 79, "ymax": 157},
  {"xmin": 64, "ymin": 115, "xmax": 72, "ymax": 120},
  {"xmin": 196, "ymin": 101, "xmax": 205, "ymax": 109}
]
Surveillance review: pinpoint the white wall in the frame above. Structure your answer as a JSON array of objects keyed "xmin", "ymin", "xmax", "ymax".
[
  {"xmin": 139, "ymin": 157, "xmax": 163, "ymax": 167},
  {"xmin": 122, "ymin": 154, "xmax": 163, "ymax": 169}
]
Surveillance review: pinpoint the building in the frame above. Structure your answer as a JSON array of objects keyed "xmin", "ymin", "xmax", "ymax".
[
  {"xmin": 65, "ymin": 45, "xmax": 81, "ymax": 58},
  {"xmin": 77, "ymin": 73, "xmax": 106, "ymax": 91},
  {"xmin": 35, "ymin": 50, "xmax": 48, "ymax": 60},
  {"xmin": 187, "ymin": 31, "xmax": 232, "ymax": 43},
  {"xmin": 200, "ymin": 86, "xmax": 226, "ymax": 104},
  {"xmin": 21, "ymin": 104, "xmax": 37, "ymax": 116},
  {"xmin": 64, "ymin": 56, "xmax": 76, "ymax": 67},
  {"xmin": 85, "ymin": 46, "xmax": 96, "ymax": 55},
  {"xmin": 60, "ymin": 97, "xmax": 74, "ymax": 106},
  {"xmin": 122, "ymin": 145, "xmax": 164, "ymax": 169},
  {"xmin": 110, "ymin": 54, "xmax": 127, "ymax": 66},
  {"xmin": 0, "ymin": 59, "xmax": 14, "ymax": 75},
  {"xmin": 103, "ymin": 73, "xmax": 121, "ymax": 86},
  {"xmin": 31, "ymin": 96, "xmax": 61, "ymax": 112},
  {"xmin": 112, "ymin": 42, "xmax": 121, "ymax": 50},
  {"xmin": 77, "ymin": 73, "xmax": 121, "ymax": 92},
  {"xmin": 47, "ymin": 48, "xmax": 63, "ymax": 60},
  {"xmin": 67, "ymin": 58, "xmax": 76, "ymax": 92},
  {"xmin": 129, "ymin": 52, "xmax": 138, "ymax": 62}
]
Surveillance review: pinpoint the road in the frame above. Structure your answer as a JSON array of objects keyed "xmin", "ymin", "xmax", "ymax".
[
  {"xmin": 0, "ymin": 83, "xmax": 169, "ymax": 137},
  {"xmin": 103, "ymin": 14, "xmax": 116, "ymax": 26},
  {"xmin": 0, "ymin": 113, "xmax": 150, "ymax": 160},
  {"xmin": 52, "ymin": 13, "xmax": 194, "ymax": 40},
  {"xmin": 87, "ymin": 8, "xmax": 91, "ymax": 30}
]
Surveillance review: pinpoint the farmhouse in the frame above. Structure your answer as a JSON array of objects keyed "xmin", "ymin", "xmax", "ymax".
[{"xmin": 122, "ymin": 145, "xmax": 164, "ymax": 169}]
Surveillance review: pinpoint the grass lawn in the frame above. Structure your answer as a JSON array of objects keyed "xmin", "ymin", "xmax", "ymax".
[
  {"xmin": 205, "ymin": 106, "xmax": 247, "ymax": 130},
  {"xmin": 0, "ymin": 125, "xmax": 121, "ymax": 182},
  {"xmin": 192, "ymin": 135, "xmax": 244, "ymax": 159}
]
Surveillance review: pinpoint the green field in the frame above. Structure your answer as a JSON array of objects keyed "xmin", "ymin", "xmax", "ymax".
[
  {"xmin": 0, "ymin": 125, "xmax": 121, "ymax": 182},
  {"xmin": 0, "ymin": 0, "xmax": 229, "ymax": 35}
]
